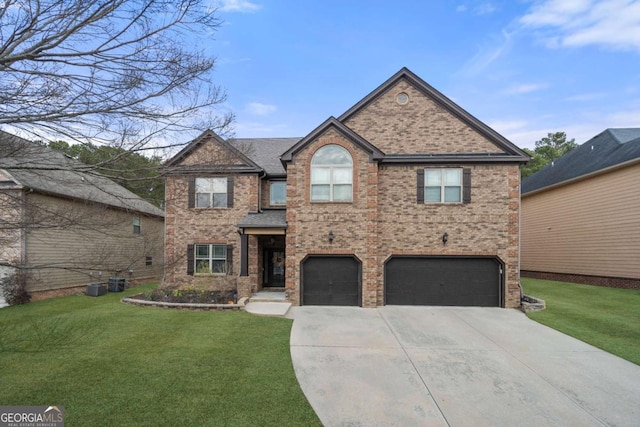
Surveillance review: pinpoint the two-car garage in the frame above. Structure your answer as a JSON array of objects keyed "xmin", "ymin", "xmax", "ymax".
[
  {"xmin": 384, "ymin": 256, "xmax": 503, "ymax": 307},
  {"xmin": 301, "ymin": 255, "xmax": 503, "ymax": 307}
]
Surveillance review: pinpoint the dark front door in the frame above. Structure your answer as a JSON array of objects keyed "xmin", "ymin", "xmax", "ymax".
[
  {"xmin": 385, "ymin": 256, "xmax": 502, "ymax": 307},
  {"xmin": 302, "ymin": 256, "xmax": 361, "ymax": 306},
  {"xmin": 265, "ymin": 249, "xmax": 285, "ymax": 287}
]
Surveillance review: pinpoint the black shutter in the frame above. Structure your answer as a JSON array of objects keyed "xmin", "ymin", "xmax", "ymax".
[
  {"xmin": 227, "ymin": 177, "xmax": 234, "ymax": 208},
  {"xmin": 463, "ymin": 168, "xmax": 471, "ymax": 204},
  {"xmin": 187, "ymin": 244, "xmax": 194, "ymax": 275},
  {"xmin": 188, "ymin": 177, "xmax": 196, "ymax": 208},
  {"xmin": 416, "ymin": 169, "xmax": 424, "ymax": 203},
  {"xmin": 226, "ymin": 244, "xmax": 234, "ymax": 274},
  {"xmin": 240, "ymin": 234, "xmax": 249, "ymax": 277}
]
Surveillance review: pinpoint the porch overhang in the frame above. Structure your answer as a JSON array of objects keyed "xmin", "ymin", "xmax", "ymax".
[
  {"xmin": 237, "ymin": 210, "xmax": 287, "ymax": 235},
  {"xmin": 239, "ymin": 227, "xmax": 286, "ymax": 235},
  {"xmin": 237, "ymin": 210, "xmax": 287, "ymax": 277}
]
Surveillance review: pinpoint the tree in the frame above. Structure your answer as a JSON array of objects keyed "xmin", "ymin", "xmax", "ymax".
[
  {"xmin": 0, "ymin": 0, "xmax": 233, "ymax": 149},
  {"xmin": 521, "ymin": 132, "xmax": 578, "ymax": 178},
  {"xmin": 0, "ymin": 1, "xmax": 234, "ymax": 298},
  {"xmin": 48, "ymin": 141, "xmax": 165, "ymax": 206}
]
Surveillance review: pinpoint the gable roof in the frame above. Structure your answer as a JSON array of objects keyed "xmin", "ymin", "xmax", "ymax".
[
  {"xmin": 522, "ymin": 128, "xmax": 640, "ymax": 195},
  {"xmin": 164, "ymin": 130, "xmax": 263, "ymax": 174},
  {"xmin": 339, "ymin": 67, "xmax": 529, "ymax": 160},
  {"xmin": 228, "ymin": 137, "xmax": 299, "ymax": 176},
  {"xmin": 280, "ymin": 117, "xmax": 385, "ymax": 165},
  {"xmin": 0, "ymin": 130, "xmax": 164, "ymax": 217}
]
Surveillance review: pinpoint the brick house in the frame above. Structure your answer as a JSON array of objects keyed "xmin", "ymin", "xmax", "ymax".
[{"xmin": 163, "ymin": 68, "xmax": 529, "ymax": 308}]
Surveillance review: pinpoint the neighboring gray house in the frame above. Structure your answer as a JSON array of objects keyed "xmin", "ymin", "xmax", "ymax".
[
  {"xmin": 0, "ymin": 130, "xmax": 165, "ymax": 302},
  {"xmin": 521, "ymin": 128, "xmax": 640, "ymax": 289}
]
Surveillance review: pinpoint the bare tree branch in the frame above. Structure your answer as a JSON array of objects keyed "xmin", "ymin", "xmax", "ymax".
[{"xmin": 0, "ymin": 0, "xmax": 234, "ymax": 149}]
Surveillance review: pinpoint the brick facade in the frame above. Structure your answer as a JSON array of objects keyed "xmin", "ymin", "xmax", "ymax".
[
  {"xmin": 163, "ymin": 135, "xmax": 261, "ymax": 298},
  {"xmin": 522, "ymin": 271, "xmax": 640, "ymax": 290},
  {"xmin": 164, "ymin": 68, "xmax": 528, "ymax": 308}
]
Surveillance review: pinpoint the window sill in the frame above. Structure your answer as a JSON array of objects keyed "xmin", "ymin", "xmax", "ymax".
[
  {"xmin": 194, "ymin": 273, "xmax": 227, "ymax": 277},
  {"xmin": 310, "ymin": 201, "xmax": 353, "ymax": 204},
  {"xmin": 193, "ymin": 207, "xmax": 228, "ymax": 210}
]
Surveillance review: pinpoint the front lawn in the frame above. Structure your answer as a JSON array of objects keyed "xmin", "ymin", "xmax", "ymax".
[
  {"xmin": 0, "ymin": 284, "xmax": 321, "ymax": 426},
  {"xmin": 521, "ymin": 278, "xmax": 640, "ymax": 366}
]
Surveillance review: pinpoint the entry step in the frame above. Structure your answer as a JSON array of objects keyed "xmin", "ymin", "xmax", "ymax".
[{"xmin": 250, "ymin": 291, "xmax": 286, "ymax": 303}]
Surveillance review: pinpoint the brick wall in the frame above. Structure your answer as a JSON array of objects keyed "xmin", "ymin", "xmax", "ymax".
[
  {"xmin": 285, "ymin": 78, "xmax": 522, "ymax": 308},
  {"xmin": 164, "ymin": 139, "xmax": 260, "ymax": 298},
  {"xmin": 522, "ymin": 271, "xmax": 640, "ymax": 290},
  {"xmin": 344, "ymin": 79, "xmax": 501, "ymax": 155},
  {"xmin": 285, "ymin": 128, "xmax": 379, "ymax": 306},
  {"xmin": 377, "ymin": 164, "xmax": 521, "ymax": 308}
]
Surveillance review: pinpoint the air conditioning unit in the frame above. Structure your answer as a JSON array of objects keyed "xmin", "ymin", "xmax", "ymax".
[
  {"xmin": 108, "ymin": 277, "xmax": 127, "ymax": 292},
  {"xmin": 87, "ymin": 284, "xmax": 107, "ymax": 297}
]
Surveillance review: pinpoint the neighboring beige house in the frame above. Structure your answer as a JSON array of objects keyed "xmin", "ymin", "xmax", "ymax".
[
  {"xmin": 521, "ymin": 128, "xmax": 640, "ymax": 289},
  {"xmin": 163, "ymin": 68, "xmax": 529, "ymax": 308},
  {"xmin": 0, "ymin": 131, "xmax": 165, "ymax": 302}
]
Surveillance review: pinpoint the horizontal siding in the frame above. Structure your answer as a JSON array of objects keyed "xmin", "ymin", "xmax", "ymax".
[
  {"xmin": 25, "ymin": 193, "xmax": 164, "ymax": 291},
  {"xmin": 521, "ymin": 164, "xmax": 640, "ymax": 279}
]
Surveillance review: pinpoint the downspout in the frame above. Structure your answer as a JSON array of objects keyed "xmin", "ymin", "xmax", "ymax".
[{"xmin": 518, "ymin": 173, "xmax": 524, "ymax": 304}]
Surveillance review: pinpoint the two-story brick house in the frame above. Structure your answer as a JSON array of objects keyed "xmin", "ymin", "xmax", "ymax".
[{"xmin": 163, "ymin": 68, "xmax": 529, "ymax": 308}]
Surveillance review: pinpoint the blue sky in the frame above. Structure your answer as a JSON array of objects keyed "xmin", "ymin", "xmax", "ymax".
[{"xmin": 210, "ymin": 0, "xmax": 640, "ymax": 149}]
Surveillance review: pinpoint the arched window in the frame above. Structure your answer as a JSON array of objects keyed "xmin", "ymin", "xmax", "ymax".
[{"xmin": 310, "ymin": 145, "xmax": 353, "ymax": 202}]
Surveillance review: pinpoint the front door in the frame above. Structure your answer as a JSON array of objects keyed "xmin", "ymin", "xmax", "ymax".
[{"xmin": 265, "ymin": 249, "xmax": 285, "ymax": 287}]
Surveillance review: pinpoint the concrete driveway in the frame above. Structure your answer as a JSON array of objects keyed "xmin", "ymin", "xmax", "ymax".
[{"xmin": 289, "ymin": 306, "xmax": 640, "ymax": 426}]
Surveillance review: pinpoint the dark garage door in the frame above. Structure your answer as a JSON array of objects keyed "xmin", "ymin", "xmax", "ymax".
[
  {"xmin": 302, "ymin": 256, "xmax": 361, "ymax": 306},
  {"xmin": 385, "ymin": 257, "xmax": 501, "ymax": 306}
]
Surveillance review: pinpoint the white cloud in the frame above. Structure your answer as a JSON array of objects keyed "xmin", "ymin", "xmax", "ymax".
[
  {"xmin": 458, "ymin": 30, "xmax": 513, "ymax": 75},
  {"xmin": 455, "ymin": 1, "xmax": 497, "ymax": 14},
  {"xmin": 245, "ymin": 102, "xmax": 277, "ymax": 116},
  {"xmin": 489, "ymin": 119, "xmax": 530, "ymax": 133},
  {"xmin": 504, "ymin": 83, "xmax": 549, "ymax": 95},
  {"xmin": 608, "ymin": 108, "xmax": 640, "ymax": 126},
  {"xmin": 519, "ymin": 0, "xmax": 640, "ymax": 52},
  {"xmin": 562, "ymin": 92, "xmax": 606, "ymax": 102},
  {"xmin": 475, "ymin": 2, "xmax": 497, "ymax": 15},
  {"xmin": 216, "ymin": 0, "xmax": 261, "ymax": 13}
]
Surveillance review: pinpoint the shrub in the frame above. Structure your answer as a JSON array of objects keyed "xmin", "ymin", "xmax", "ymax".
[{"xmin": 1, "ymin": 269, "xmax": 31, "ymax": 306}]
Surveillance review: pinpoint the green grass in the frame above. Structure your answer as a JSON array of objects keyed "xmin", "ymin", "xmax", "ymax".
[
  {"xmin": 0, "ymin": 284, "xmax": 321, "ymax": 426},
  {"xmin": 521, "ymin": 278, "xmax": 640, "ymax": 365}
]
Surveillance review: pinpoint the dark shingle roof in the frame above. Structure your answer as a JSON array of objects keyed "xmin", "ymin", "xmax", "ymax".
[
  {"xmin": 522, "ymin": 128, "xmax": 640, "ymax": 195},
  {"xmin": 0, "ymin": 130, "xmax": 164, "ymax": 217},
  {"xmin": 228, "ymin": 138, "xmax": 300, "ymax": 176},
  {"xmin": 237, "ymin": 210, "xmax": 287, "ymax": 228}
]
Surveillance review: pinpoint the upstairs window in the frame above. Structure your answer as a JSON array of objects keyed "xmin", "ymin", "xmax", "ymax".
[
  {"xmin": 133, "ymin": 217, "xmax": 141, "ymax": 234},
  {"xmin": 424, "ymin": 168, "xmax": 462, "ymax": 203},
  {"xmin": 270, "ymin": 181, "xmax": 286, "ymax": 206},
  {"xmin": 310, "ymin": 145, "xmax": 353, "ymax": 202},
  {"xmin": 196, "ymin": 177, "xmax": 227, "ymax": 208}
]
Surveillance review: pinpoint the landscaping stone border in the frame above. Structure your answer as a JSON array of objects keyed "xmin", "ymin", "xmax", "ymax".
[
  {"xmin": 121, "ymin": 295, "xmax": 248, "ymax": 310},
  {"xmin": 521, "ymin": 295, "xmax": 546, "ymax": 313}
]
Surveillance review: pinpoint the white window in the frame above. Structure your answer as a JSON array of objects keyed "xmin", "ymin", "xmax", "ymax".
[
  {"xmin": 196, "ymin": 177, "xmax": 227, "ymax": 208},
  {"xmin": 425, "ymin": 168, "xmax": 462, "ymax": 203},
  {"xmin": 310, "ymin": 145, "xmax": 353, "ymax": 202},
  {"xmin": 195, "ymin": 244, "xmax": 227, "ymax": 274},
  {"xmin": 270, "ymin": 181, "xmax": 286, "ymax": 206},
  {"xmin": 132, "ymin": 217, "xmax": 141, "ymax": 234}
]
